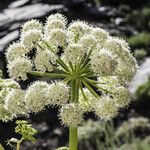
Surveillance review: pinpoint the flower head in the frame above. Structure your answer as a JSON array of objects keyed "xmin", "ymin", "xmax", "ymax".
[
  {"xmin": 4, "ymin": 13, "xmax": 138, "ymax": 125},
  {"xmin": 21, "ymin": 29, "xmax": 43, "ymax": 50},
  {"xmin": 59, "ymin": 103, "xmax": 83, "ymax": 127},
  {"xmin": 6, "ymin": 42, "xmax": 27, "ymax": 62},
  {"xmin": 7, "ymin": 58, "xmax": 32, "ymax": 81},
  {"xmin": 46, "ymin": 29, "xmax": 67, "ymax": 48},
  {"xmin": 34, "ymin": 50, "xmax": 56, "ymax": 73},
  {"xmin": 4, "ymin": 89, "xmax": 27, "ymax": 115},
  {"xmin": 22, "ymin": 19, "xmax": 43, "ymax": 33},
  {"xmin": 47, "ymin": 81, "xmax": 70, "ymax": 106},
  {"xmin": 68, "ymin": 21, "xmax": 91, "ymax": 42},
  {"xmin": 25, "ymin": 81, "xmax": 49, "ymax": 113},
  {"xmin": 90, "ymin": 49, "xmax": 118, "ymax": 76},
  {"xmin": 92, "ymin": 27, "xmax": 109, "ymax": 46},
  {"xmin": 64, "ymin": 43, "xmax": 85, "ymax": 64},
  {"xmin": 94, "ymin": 96, "xmax": 118, "ymax": 120}
]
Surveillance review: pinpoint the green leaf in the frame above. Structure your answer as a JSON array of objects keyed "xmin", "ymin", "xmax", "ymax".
[{"xmin": 15, "ymin": 120, "xmax": 37, "ymax": 142}]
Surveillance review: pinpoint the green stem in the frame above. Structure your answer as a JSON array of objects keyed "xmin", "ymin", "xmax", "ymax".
[
  {"xmin": 16, "ymin": 138, "xmax": 23, "ymax": 150},
  {"xmin": 63, "ymin": 77, "xmax": 72, "ymax": 84},
  {"xmin": 29, "ymin": 71, "xmax": 69, "ymax": 79},
  {"xmin": 16, "ymin": 142, "xmax": 20, "ymax": 150},
  {"xmin": 57, "ymin": 58, "xmax": 70, "ymax": 72},
  {"xmin": 85, "ymin": 78, "xmax": 114, "ymax": 94},
  {"xmin": 81, "ymin": 49, "xmax": 92, "ymax": 69},
  {"xmin": 79, "ymin": 82, "xmax": 90, "ymax": 104},
  {"xmin": 81, "ymin": 79, "xmax": 99, "ymax": 98},
  {"xmin": 69, "ymin": 77, "xmax": 79, "ymax": 150},
  {"xmin": 69, "ymin": 127, "xmax": 78, "ymax": 150},
  {"xmin": 41, "ymin": 41, "xmax": 70, "ymax": 72}
]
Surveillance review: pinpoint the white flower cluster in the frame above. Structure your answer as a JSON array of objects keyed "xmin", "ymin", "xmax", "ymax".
[
  {"xmin": 34, "ymin": 50, "xmax": 56, "ymax": 73},
  {"xmin": 90, "ymin": 49, "xmax": 118, "ymax": 76},
  {"xmin": 0, "ymin": 78, "xmax": 26, "ymax": 121},
  {"xmin": 59, "ymin": 103, "xmax": 83, "ymax": 127},
  {"xmin": 25, "ymin": 81, "xmax": 70, "ymax": 113},
  {"xmin": 47, "ymin": 81, "xmax": 70, "ymax": 106},
  {"xmin": 94, "ymin": 96, "xmax": 118, "ymax": 120},
  {"xmin": 4, "ymin": 13, "xmax": 138, "ymax": 127},
  {"xmin": 0, "ymin": 79, "xmax": 70, "ymax": 121}
]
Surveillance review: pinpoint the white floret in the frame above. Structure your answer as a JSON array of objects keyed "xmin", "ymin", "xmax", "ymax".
[
  {"xmin": 94, "ymin": 96, "xmax": 118, "ymax": 120},
  {"xmin": 79, "ymin": 88, "xmax": 97, "ymax": 112},
  {"xmin": 25, "ymin": 81, "xmax": 50, "ymax": 113},
  {"xmin": 7, "ymin": 58, "xmax": 32, "ymax": 81},
  {"xmin": 6, "ymin": 42, "xmax": 27, "ymax": 62},
  {"xmin": 90, "ymin": 49, "xmax": 118, "ymax": 76},
  {"xmin": 34, "ymin": 50, "xmax": 57, "ymax": 73},
  {"xmin": 78, "ymin": 35, "xmax": 97, "ymax": 52},
  {"xmin": 59, "ymin": 103, "xmax": 83, "ymax": 127},
  {"xmin": 68, "ymin": 21, "xmax": 92, "ymax": 43},
  {"xmin": 21, "ymin": 29, "xmax": 43, "ymax": 50},
  {"xmin": 5, "ymin": 89, "xmax": 27, "ymax": 115},
  {"xmin": 92, "ymin": 27, "xmax": 109, "ymax": 46},
  {"xmin": 46, "ymin": 13, "xmax": 67, "ymax": 25},
  {"xmin": 64, "ymin": 43, "xmax": 85, "ymax": 64},
  {"xmin": 46, "ymin": 29, "xmax": 67, "ymax": 47},
  {"xmin": 47, "ymin": 81, "xmax": 70, "ymax": 106},
  {"xmin": 44, "ymin": 19, "xmax": 66, "ymax": 36},
  {"xmin": 22, "ymin": 19, "xmax": 43, "ymax": 33}
]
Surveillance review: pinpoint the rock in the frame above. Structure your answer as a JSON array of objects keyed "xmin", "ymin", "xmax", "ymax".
[
  {"xmin": 8, "ymin": 23, "xmax": 21, "ymax": 31},
  {"xmin": 118, "ymin": 25, "xmax": 138, "ymax": 36},
  {"xmin": 129, "ymin": 58, "xmax": 150, "ymax": 94},
  {"xmin": 0, "ymin": 30, "xmax": 19, "ymax": 52},
  {"xmin": 0, "ymin": 13, "xmax": 12, "ymax": 28},
  {"xmin": 8, "ymin": 0, "xmax": 30, "ymax": 8},
  {"xmin": 3, "ymin": 4, "xmax": 64, "ymax": 21},
  {"xmin": 114, "ymin": 17, "xmax": 124, "ymax": 26},
  {"xmin": 65, "ymin": 0, "xmax": 86, "ymax": 11},
  {"xmin": 0, "ymin": 31, "xmax": 8, "ymax": 38}
]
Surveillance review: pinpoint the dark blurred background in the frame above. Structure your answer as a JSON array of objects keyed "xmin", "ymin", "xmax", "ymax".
[{"xmin": 0, "ymin": 0, "xmax": 150, "ymax": 150}]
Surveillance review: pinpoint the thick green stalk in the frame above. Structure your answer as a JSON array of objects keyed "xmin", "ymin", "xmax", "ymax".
[
  {"xmin": 69, "ymin": 127, "xmax": 78, "ymax": 150},
  {"xmin": 69, "ymin": 78, "xmax": 79, "ymax": 150}
]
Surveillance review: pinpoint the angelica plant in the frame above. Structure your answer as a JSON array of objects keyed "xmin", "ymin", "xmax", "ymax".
[
  {"xmin": 7, "ymin": 120, "xmax": 37, "ymax": 150},
  {"xmin": 2, "ymin": 13, "xmax": 138, "ymax": 150}
]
